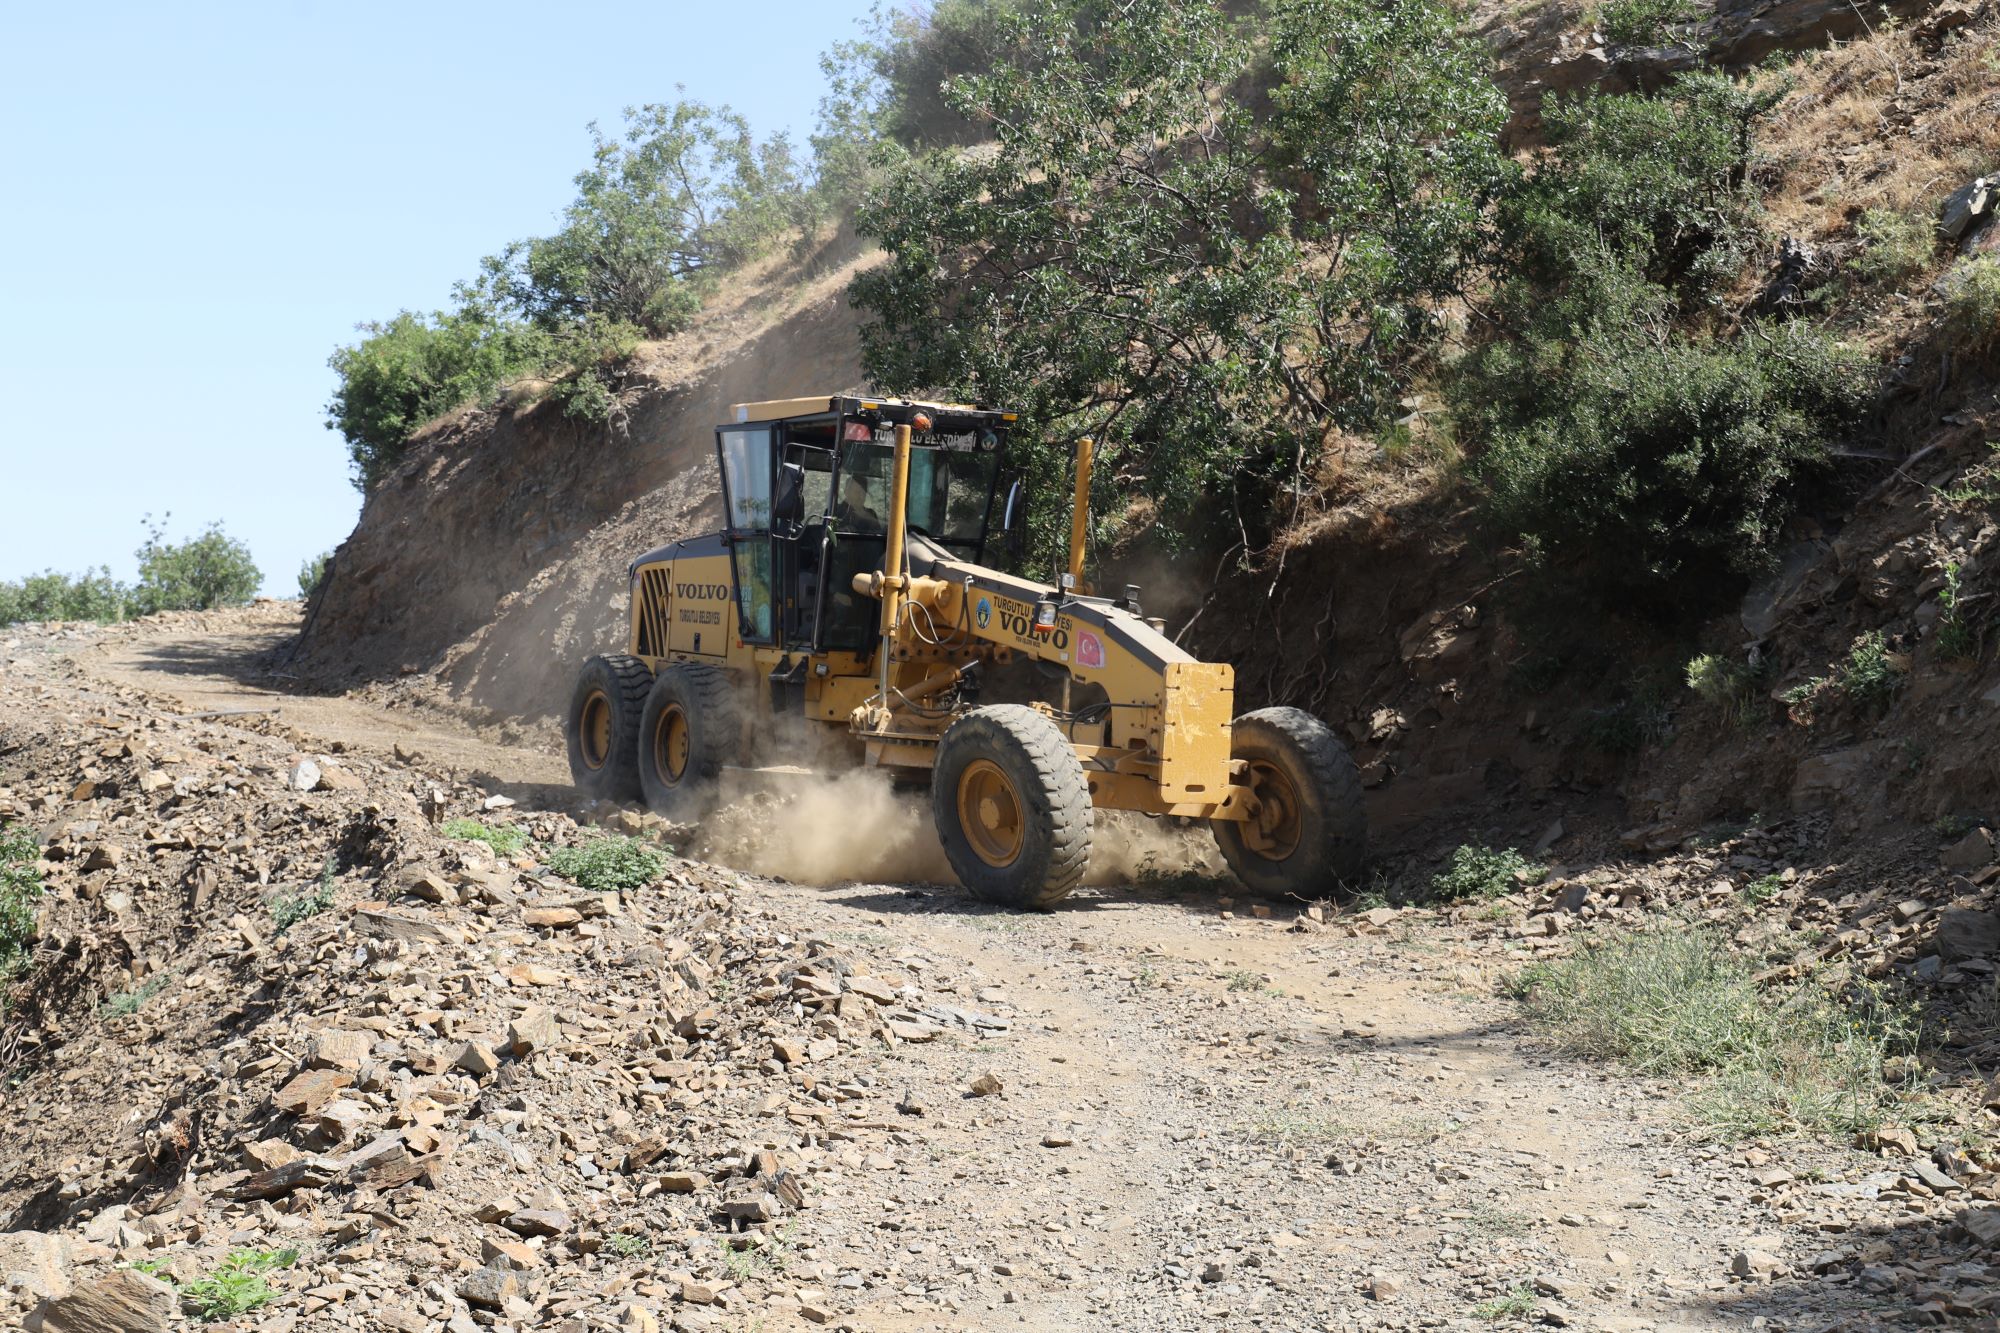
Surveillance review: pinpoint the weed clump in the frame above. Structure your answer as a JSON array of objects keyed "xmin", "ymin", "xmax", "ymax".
[
  {"xmin": 270, "ymin": 857, "xmax": 338, "ymax": 934},
  {"xmin": 1428, "ymin": 845, "xmax": 1546, "ymax": 902},
  {"xmin": 545, "ymin": 836, "xmax": 669, "ymax": 892},
  {"xmin": 441, "ymin": 818, "xmax": 529, "ymax": 858},
  {"xmin": 1513, "ymin": 922, "xmax": 1920, "ymax": 1137},
  {"xmin": 100, "ymin": 972, "xmax": 171, "ymax": 1018},
  {"xmin": 175, "ymin": 1247, "xmax": 299, "ymax": 1321}
]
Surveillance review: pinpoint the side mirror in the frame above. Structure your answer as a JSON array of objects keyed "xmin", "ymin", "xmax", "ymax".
[{"xmin": 774, "ymin": 462, "xmax": 806, "ymax": 538}]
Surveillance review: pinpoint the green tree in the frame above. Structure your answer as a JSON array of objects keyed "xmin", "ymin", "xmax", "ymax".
[
  {"xmin": 297, "ymin": 551, "xmax": 331, "ymax": 600},
  {"xmin": 480, "ymin": 99, "xmax": 808, "ymax": 337},
  {"xmin": 851, "ymin": 0, "xmax": 1506, "ymax": 557},
  {"xmin": 133, "ymin": 517, "xmax": 261, "ymax": 613}
]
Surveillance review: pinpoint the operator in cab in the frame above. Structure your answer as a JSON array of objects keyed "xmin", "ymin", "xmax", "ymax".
[{"xmin": 836, "ymin": 475, "xmax": 882, "ymax": 530}]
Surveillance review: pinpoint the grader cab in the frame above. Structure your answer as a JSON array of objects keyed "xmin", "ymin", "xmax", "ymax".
[{"xmin": 566, "ymin": 394, "xmax": 1364, "ymax": 908}]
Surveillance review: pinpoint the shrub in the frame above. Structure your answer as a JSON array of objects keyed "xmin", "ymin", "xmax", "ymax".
[
  {"xmin": 1595, "ymin": 0, "xmax": 1702, "ymax": 46},
  {"xmin": 1, "ymin": 824, "xmax": 45, "ymax": 982},
  {"xmin": 0, "ymin": 567, "xmax": 131, "ymax": 626},
  {"xmin": 1429, "ymin": 845, "xmax": 1546, "ymax": 902},
  {"xmin": 1513, "ymin": 922, "xmax": 1920, "ymax": 1137},
  {"xmin": 133, "ymin": 518, "xmax": 260, "ymax": 613},
  {"xmin": 1835, "ymin": 629, "xmax": 1904, "ymax": 704},
  {"xmin": 1461, "ymin": 74, "xmax": 1871, "ymax": 611},
  {"xmin": 1943, "ymin": 255, "xmax": 2000, "ymax": 358},
  {"xmin": 441, "ymin": 818, "xmax": 528, "ymax": 858},
  {"xmin": 297, "ymin": 552, "xmax": 330, "ymax": 600},
  {"xmin": 545, "ymin": 835, "xmax": 668, "ymax": 892},
  {"xmin": 1847, "ymin": 208, "xmax": 1935, "ymax": 291},
  {"xmin": 325, "ymin": 308, "xmax": 550, "ymax": 491}
]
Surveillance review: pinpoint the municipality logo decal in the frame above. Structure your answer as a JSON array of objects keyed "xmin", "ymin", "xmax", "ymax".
[{"xmin": 975, "ymin": 597, "xmax": 992, "ymax": 628}]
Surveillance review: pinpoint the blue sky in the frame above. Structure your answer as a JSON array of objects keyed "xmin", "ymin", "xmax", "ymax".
[{"xmin": 0, "ymin": 0, "xmax": 876, "ymax": 593}]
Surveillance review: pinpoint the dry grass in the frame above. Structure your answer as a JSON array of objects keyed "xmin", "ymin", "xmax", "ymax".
[{"xmin": 1759, "ymin": 14, "xmax": 2000, "ymax": 257}]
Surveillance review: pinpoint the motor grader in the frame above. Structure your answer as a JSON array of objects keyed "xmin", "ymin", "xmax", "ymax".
[{"xmin": 564, "ymin": 394, "xmax": 1364, "ymax": 908}]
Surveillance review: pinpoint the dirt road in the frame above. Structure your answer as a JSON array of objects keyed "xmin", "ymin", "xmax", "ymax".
[{"xmin": 24, "ymin": 609, "xmax": 1917, "ymax": 1329}]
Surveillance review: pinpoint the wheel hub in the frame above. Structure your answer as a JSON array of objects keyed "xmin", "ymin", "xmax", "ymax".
[
  {"xmin": 580, "ymin": 692, "xmax": 612, "ymax": 770},
  {"xmin": 1240, "ymin": 758, "xmax": 1303, "ymax": 859},
  {"xmin": 957, "ymin": 759, "xmax": 1024, "ymax": 867},
  {"xmin": 654, "ymin": 703, "xmax": 691, "ymax": 784}
]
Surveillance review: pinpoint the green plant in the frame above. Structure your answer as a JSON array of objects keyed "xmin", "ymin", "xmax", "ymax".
[
  {"xmin": 100, "ymin": 971, "xmax": 171, "ymax": 1018},
  {"xmin": 325, "ymin": 306, "xmax": 551, "ymax": 490},
  {"xmin": 1513, "ymin": 921, "xmax": 1922, "ymax": 1137},
  {"xmin": 1595, "ymin": 0, "xmax": 1702, "ymax": 46},
  {"xmin": 1935, "ymin": 442, "xmax": 2000, "ymax": 507},
  {"xmin": 0, "ymin": 567, "xmax": 132, "ymax": 626},
  {"xmin": 441, "ymin": 818, "xmax": 529, "ymax": 858},
  {"xmin": 1686, "ymin": 652, "xmax": 1765, "ymax": 724},
  {"xmin": 1473, "ymin": 1282, "xmax": 1541, "ymax": 1320},
  {"xmin": 0, "ymin": 824, "xmax": 46, "ymax": 982},
  {"xmin": 1224, "ymin": 968, "xmax": 1261, "ymax": 992},
  {"xmin": 606, "ymin": 1231, "xmax": 653, "ymax": 1258},
  {"xmin": 1943, "ymin": 255, "xmax": 2000, "ymax": 358},
  {"xmin": 545, "ymin": 835, "xmax": 668, "ymax": 892},
  {"xmin": 270, "ymin": 856, "xmax": 337, "ymax": 934},
  {"xmin": 1460, "ymin": 72, "xmax": 1872, "ymax": 614},
  {"xmin": 1835, "ymin": 630, "xmax": 1903, "ymax": 705},
  {"xmin": 297, "ymin": 552, "xmax": 330, "ymax": 600},
  {"xmin": 1847, "ymin": 207, "xmax": 1936, "ymax": 291},
  {"xmin": 179, "ymin": 1248, "xmax": 298, "ymax": 1321},
  {"xmin": 133, "ymin": 516, "xmax": 261, "ymax": 614},
  {"xmin": 853, "ymin": 0, "xmax": 1508, "ymax": 559},
  {"xmin": 1742, "ymin": 874, "xmax": 1784, "ymax": 906},
  {"xmin": 1937, "ymin": 562, "xmax": 1979, "ymax": 660},
  {"xmin": 1429, "ymin": 845, "xmax": 1546, "ymax": 902},
  {"xmin": 1780, "ymin": 674, "xmax": 1832, "ymax": 724}
]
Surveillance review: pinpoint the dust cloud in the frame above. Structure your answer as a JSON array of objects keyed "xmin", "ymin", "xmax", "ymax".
[
  {"xmin": 687, "ymin": 767, "xmax": 1223, "ymax": 890},
  {"xmin": 692, "ymin": 768, "xmax": 957, "ymax": 885}
]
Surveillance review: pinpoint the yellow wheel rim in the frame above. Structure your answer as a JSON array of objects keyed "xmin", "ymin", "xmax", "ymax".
[
  {"xmin": 580, "ymin": 691, "xmax": 612, "ymax": 770},
  {"xmin": 957, "ymin": 759, "xmax": 1024, "ymax": 868},
  {"xmin": 653, "ymin": 703, "xmax": 691, "ymax": 784},
  {"xmin": 1240, "ymin": 758, "xmax": 1303, "ymax": 860}
]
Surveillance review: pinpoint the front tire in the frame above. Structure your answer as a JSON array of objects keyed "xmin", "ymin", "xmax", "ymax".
[
  {"xmin": 566, "ymin": 655, "xmax": 652, "ymax": 801},
  {"xmin": 638, "ymin": 664, "xmax": 744, "ymax": 818},
  {"xmin": 931, "ymin": 705, "xmax": 1091, "ymax": 910},
  {"xmin": 1212, "ymin": 707, "xmax": 1366, "ymax": 900}
]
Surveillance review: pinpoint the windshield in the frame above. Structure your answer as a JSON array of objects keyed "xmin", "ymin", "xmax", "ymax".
[{"xmin": 835, "ymin": 429, "xmax": 1002, "ymax": 551}]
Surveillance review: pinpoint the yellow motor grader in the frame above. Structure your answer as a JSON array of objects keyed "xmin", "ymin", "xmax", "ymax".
[{"xmin": 565, "ymin": 395, "xmax": 1364, "ymax": 908}]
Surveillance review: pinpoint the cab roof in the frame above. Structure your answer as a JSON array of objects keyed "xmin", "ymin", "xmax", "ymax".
[{"xmin": 726, "ymin": 394, "xmax": 1017, "ymax": 430}]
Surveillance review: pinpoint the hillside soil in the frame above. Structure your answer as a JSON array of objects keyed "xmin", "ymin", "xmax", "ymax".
[{"xmin": 4, "ymin": 608, "xmax": 2000, "ymax": 1331}]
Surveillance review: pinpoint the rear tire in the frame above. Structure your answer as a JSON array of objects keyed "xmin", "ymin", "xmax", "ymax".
[
  {"xmin": 566, "ymin": 655, "xmax": 652, "ymax": 801},
  {"xmin": 639, "ymin": 664, "xmax": 744, "ymax": 818},
  {"xmin": 1212, "ymin": 706, "xmax": 1366, "ymax": 900},
  {"xmin": 931, "ymin": 705, "xmax": 1091, "ymax": 911}
]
